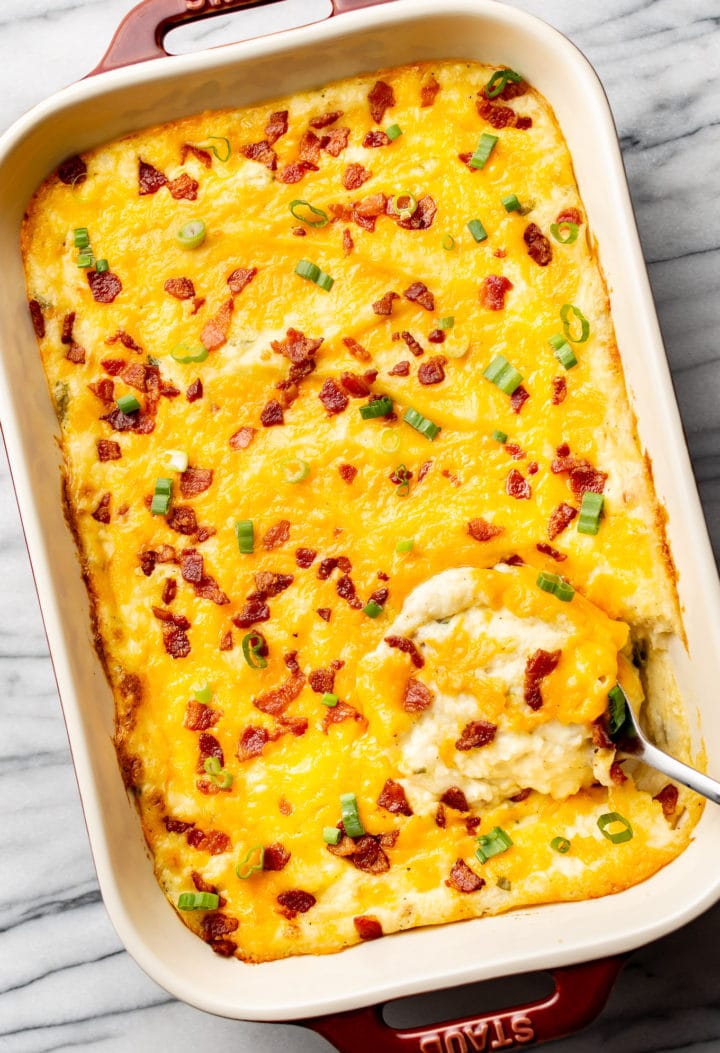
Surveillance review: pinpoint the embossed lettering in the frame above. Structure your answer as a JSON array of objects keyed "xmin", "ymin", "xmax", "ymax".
[
  {"xmin": 444, "ymin": 1031, "xmax": 468, "ymax": 1053},
  {"xmin": 419, "ymin": 1037, "xmax": 443, "ymax": 1053},
  {"xmin": 511, "ymin": 1016, "xmax": 535, "ymax": 1044},
  {"xmin": 185, "ymin": 0, "xmax": 239, "ymax": 10},
  {"xmin": 490, "ymin": 1020, "xmax": 514, "ymax": 1049},
  {"xmin": 463, "ymin": 1023, "xmax": 489, "ymax": 1051}
]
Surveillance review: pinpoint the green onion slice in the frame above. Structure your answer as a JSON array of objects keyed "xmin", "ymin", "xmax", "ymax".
[
  {"xmin": 483, "ymin": 354, "xmax": 523, "ymax": 395},
  {"xmin": 475, "ymin": 826, "xmax": 513, "ymax": 863},
  {"xmin": 295, "ymin": 258, "xmax": 334, "ymax": 291},
  {"xmin": 548, "ymin": 333, "xmax": 577, "ymax": 370},
  {"xmin": 550, "ymin": 221, "xmax": 579, "ymax": 245},
  {"xmin": 560, "ymin": 303, "xmax": 590, "ymax": 343},
  {"xmin": 380, "ymin": 429, "xmax": 400, "ymax": 453},
  {"xmin": 467, "ymin": 218, "xmax": 488, "ymax": 243},
  {"xmin": 394, "ymin": 463, "xmax": 411, "ymax": 497},
  {"xmin": 386, "ymin": 123, "xmax": 402, "ymax": 140},
  {"xmin": 536, "ymin": 571, "xmax": 575, "ymax": 602},
  {"xmin": 236, "ymin": 844, "xmax": 265, "ymax": 879},
  {"xmin": 73, "ymin": 227, "xmax": 90, "ymax": 249},
  {"xmin": 607, "ymin": 684, "xmax": 631, "ymax": 738},
  {"xmin": 176, "ymin": 220, "xmax": 207, "ymax": 249},
  {"xmin": 117, "ymin": 394, "xmax": 140, "ymax": 414},
  {"xmin": 322, "ymin": 692, "xmax": 339, "ymax": 708},
  {"xmin": 550, "ymin": 836, "xmax": 571, "ymax": 854},
  {"xmin": 438, "ymin": 316, "xmax": 455, "ymax": 330},
  {"xmin": 577, "ymin": 491, "xmax": 604, "ymax": 535},
  {"xmin": 193, "ymin": 680, "xmax": 212, "ymax": 703},
  {"xmin": 323, "ymin": 826, "xmax": 342, "ymax": 845},
  {"xmin": 151, "ymin": 493, "xmax": 171, "ymax": 516},
  {"xmin": 597, "ymin": 812, "xmax": 633, "ymax": 844},
  {"xmin": 154, "ymin": 477, "xmax": 172, "ymax": 496},
  {"xmin": 340, "ymin": 793, "xmax": 365, "ymax": 838},
  {"xmin": 201, "ymin": 135, "xmax": 231, "ymax": 162},
  {"xmin": 492, "ymin": 429, "xmax": 508, "ymax": 443},
  {"xmin": 469, "ymin": 132, "xmax": 498, "ymax": 170},
  {"xmin": 281, "ymin": 456, "xmax": 310, "ymax": 483},
  {"xmin": 289, "ymin": 199, "xmax": 330, "ymax": 228},
  {"xmin": 442, "ymin": 234, "xmax": 455, "ymax": 251},
  {"xmin": 485, "ymin": 68, "xmax": 523, "ymax": 100},
  {"xmin": 391, "ymin": 192, "xmax": 418, "ymax": 220},
  {"xmin": 204, "ymin": 756, "xmax": 233, "ymax": 789},
  {"xmin": 76, "ymin": 252, "xmax": 94, "ymax": 268},
  {"xmin": 360, "ymin": 396, "xmax": 393, "ymax": 420},
  {"xmin": 178, "ymin": 891, "xmax": 219, "ymax": 910},
  {"xmin": 241, "ymin": 631, "xmax": 268, "ymax": 669},
  {"xmin": 396, "ymin": 538, "xmax": 414, "ymax": 554},
  {"xmin": 235, "ymin": 519, "xmax": 254, "ymax": 555},
  {"xmin": 95, "ymin": 258, "xmax": 109, "ymax": 274},
  {"xmin": 502, "ymin": 193, "xmax": 521, "ymax": 213},
  {"xmin": 363, "ymin": 600, "xmax": 384, "ymax": 618},
  {"xmin": 171, "ymin": 341, "xmax": 209, "ymax": 364},
  {"xmin": 404, "ymin": 407, "xmax": 441, "ymax": 441},
  {"xmin": 165, "ymin": 449, "xmax": 189, "ymax": 473}
]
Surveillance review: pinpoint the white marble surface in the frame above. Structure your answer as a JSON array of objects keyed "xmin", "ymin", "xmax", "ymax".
[{"xmin": 1, "ymin": 0, "xmax": 719, "ymax": 1050}]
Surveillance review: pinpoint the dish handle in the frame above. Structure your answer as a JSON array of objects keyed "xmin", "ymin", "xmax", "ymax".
[
  {"xmin": 300, "ymin": 956, "xmax": 626, "ymax": 1052},
  {"xmin": 88, "ymin": 0, "xmax": 395, "ymax": 76}
]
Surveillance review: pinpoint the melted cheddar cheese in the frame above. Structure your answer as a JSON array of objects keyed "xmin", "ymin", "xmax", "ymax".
[{"xmin": 22, "ymin": 61, "xmax": 701, "ymax": 962}]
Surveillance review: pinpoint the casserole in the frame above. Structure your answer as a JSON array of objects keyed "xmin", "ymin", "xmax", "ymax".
[{"xmin": 2, "ymin": 0, "xmax": 720, "ymax": 1043}]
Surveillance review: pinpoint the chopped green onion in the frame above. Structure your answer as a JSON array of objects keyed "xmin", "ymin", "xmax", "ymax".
[
  {"xmin": 475, "ymin": 826, "xmax": 513, "ymax": 863},
  {"xmin": 236, "ymin": 844, "xmax": 264, "ymax": 879},
  {"xmin": 178, "ymin": 891, "xmax": 219, "ymax": 911},
  {"xmin": 469, "ymin": 132, "xmax": 498, "ymax": 169},
  {"xmin": 442, "ymin": 234, "xmax": 455, "ymax": 251},
  {"xmin": 550, "ymin": 836, "xmax": 571, "ymax": 854},
  {"xmin": 323, "ymin": 826, "xmax": 342, "ymax": 845},
  {"xmin": 204, "ymin": 755, "xmax": 233, "ymax": 789},
  {"xmin": 380, "ymin": 429, "xmax": 400, "ymax": 453},
  {"xmin": 73, "ymin": 227, "xmax": 90, "ymax": 249},
  {"xmin": 95, "ymin": 259, "xmax": 109, "ymax": 273},
  {"xmin": 483, "ymin": 354, "xmax": 523, "ymax": 395},
  {"xmin": 577, "ymin": 491, "xmax": 604, "ymax": 535},
  {"xmin": 396, "ymin": 538, "xmax": 414, "ymax": 554},
  {"xmin": 597, "ymin": 812, "xmax": 633, "ymax": 844},
  {"xmin": 608, "ymin": 684, "xmax": 629, "ymax": 738},
  {"xmin": 394, "ymin": 463, "xmax": 411, "ymax": 497},
  {"xmin": 154, "ymin": 477, "xmax": 172, "ymax": 496},
  {"xmin": 201, "ymin": 135, "xmax": 231, "ymax": 162},
  {"xmin": 241, "ymin": 631, "xmax": 268, "ymax": 669},
  {"xmin": 496, "ymin": 876, "xmax": 512, "ymax": 891},
  {"xmin": 76, "ymin": 252, "xmax": 94, "ymax": 268},
  {"xmin": 467, "ymin": 218, "xmax": 488, "ymax": 242},
  {"xmin": 281, "ymin": 456, "xmax": 310, "ymax": 483},
  {"xmin": 548, "ymin": 333, "xmax": 577, "ymax": 369},
  {"xmin": 295, "ymin": 258, "xmax": 334, "ymax": 291},
  {"xmin": 560, "ymin": 303, "xmax": 590, "ymax": 343},
  {"xmin": 391, "ymin": 192, "xmax": 418, "ymax": 220},
  {"xmin": 193, "ymin": 680, "xmax": 212, "ymax": 703},
  {"xmin": 170, "ymin": 341, "xmax": 208, "ymax": 364},
  {"xmin": 360, "ymin": 396, "xmax": 393, "ymax": 420},
  {"xmin": 165, "ymin": 449, "xmax": 189, "ymax": 473},
  {"xmin": 550, "ymin": 221, "xmax": 579, "ymax": 245},
  {"xmin": 485, "ymin": 68, "xmax": 523, "ymax": 100},
  {"xmin": 444, "ymin": 343, "xmax": 468, "ymax": 361},
  {"xmin": 363, "ymin": 600, "xmax": 384, "ymax": 618},
  {"xmin": 322, "ymin": 692, "xmax": 339, "ymax": 707},
  {"xmin": 492, "ymin": 429, "xmax": 508, "ymax": 443},
  {"xmin": 151, "ymin": 476, "xmax": 173, "ymax": 516},
  {"xmin": 536, "ymin": 571, "xmax": 575, "ymax": 602},
  {"xmin": 502, "ymin": 193, "xmax": 521, "ymax": 213},
  {"xmin": 386, "ymin": 123, "xmax": 402, "ymax": 140},
  {"xmin": 176, "ymin": 220, "xmax": 207, "ymax": 249},
  {"xmin": 438, "ymin": 316, "xmax": 455, "ymax": 330},
  {"xmin": 117, "ymin": 394, "xmax": 140, "ymax": 414},
  {"xmin": 340, "ymin": 793, "xmax": 365, "ymax": 838},
  {"xmin": 404, "ymin": 407, "xmax": 441, "ymax": 441},
  {"xmin": 289, "ymin": 199, "xmax": 330, "ymax": 228},
  {"xmin": 235, "ymin": 519, "xmax": 254, "ymax": 554}
]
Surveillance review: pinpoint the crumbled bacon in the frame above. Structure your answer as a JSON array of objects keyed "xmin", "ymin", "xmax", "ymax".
[
  {"xmin": 399, "ymin": 331, "xmax": 424, "ymax": 357},
  {"xmin": 201, "ymin": 912, "xmax": 238, "ymax": 941},
  {"xmin": 138, "ymin": 159, "xmax": 167, "ymax": 194},
  {"xmin": 106, "ymin": 330, "xmax": 143, "ymax": 353},
  {"xmin": 557, "ymin": 207, "xmax": 582, "ymax": 225},
  {"xmin": 89, "ymin": 378, "xmax": 115, "ymax": 403},
  {"xmin": 277, "ymin": 890, "xmax": 316, "ymax": 918},
  {"xmin": 428, "ymin": 329, "xmax": 446, "ymax": 344},
  {"xmin": 164, "ymin": 816, "xmax": 194, "ymax": 834},
  {"xmin": 552, "ymin": 376, "xmax": 567, "ymax": 405},
  {"xmin": 418, "ymin": 356, "xmax": 446, "ymax": 386},
  {"xmin": 441, "ymin": 787, "xmax": 469, "ymax": 812},
  {"xmin": 87, "ymin": 271, "xmax": 122, "ymax": 304},
  {"xmin": 96, "ymin": 438, "xmax": 121, "ymax": 461},
  {"xmin": 610, "ymin": 761, "xmax": 627, "ymax": 785},
  {"xmin": 386, "ymin": 635, "xmax": 424, "ymax": 668},
  {"xmin": 187, "ymin": 828, "xmax": 231, "ymax": 854},
  {"xmin": 263, "ymin": 843, "xmax": 291, "ymax": 871},
  {"xmin": 168, "ymin": 173, "xmax": 199, "ymax": 200},
  {"xmin": 339, "ymin": 464, "xmax": 357, "ymax": 484},
  {"xmin": 61, "ymin": 311, "xmax": 75, "ymax": 344},
  {"xmin": 278, "ymin": 160, "xmax": 318, "ymax": 184},
  {"xmin": 404, "ymin": 281, "xmax": 435, "ymax": 311},
  {"xmin": 166, "ymin": 505, "xmax": 198, "ymax": 535},
  {"xmin": 363, "ymin": 130, "xmax": 391, "ymax": 148},
  {"xmin": 101, "ymin": 357, "xmax": 126, "ymax": 376},
  {"xmin": 435, "ymin": 804, "xmax": 447, "ymax": 828},
  {"xmin": 476, "ymin": 97, "xmax": 517, "ymax": 129},
  {"xmin": 162, "ymin": 624, "xmax": 191, "ymax": 659},
  {"xmin": 547, "ymin": 502, "xmax": 577, "ymax": 540},
  {"xmin": 184, "ymin": 700, "xmax": 220, "ymax": 731},
  {"xmin": 511, "ymin": 385, "xmax": 529, "ymax": 414},
  {"xmin": 219, "ymin": 630, "xmax": 233, "ymax": 651},
  {"xmin": 179, "ymin": 548, "xmax": 204, "ymax": 585},
  {"xmin": 164, "ymin": 277, "xmax": 195, "ymax": 300},
  {"xmin": 377, "ymin": 778, "xmax": 413, "ymax": 816},
  {"xmin": 91, "ymin": 492, "xmax": 111, "ymax": 524},
  {"xmin": 181, "ymin": 143, "xmax": 212, "ymax": 167},
  {"xmin": 308, "ymin": 666, "xmax": 338, "ymax": 694},
  {"xmin": 350, "ymin": 835, "xmax": 390, "ymax": 874},
  {"xmin": 446, "ymin": 859, "xmax": 485, "ymax": 893},
  {"xmin": 317, "ymin": 557, "xmax": 338, "ymax": 580},
  {"xmin": 467, "ymin": 517, "xmax": 504, "ymax": 542},
  {"xmin": 237, "ymin": 725, "xmax": 270, "ymax": 760},
  {"xmin": 263, "ymin": 520, "xmax": 290, "ymax": 549},
  {"xmin": 322, "ymin": 127, "xmax": 350, "ymax": 156},
  {"xmin": 403, "ymin": 678, "xmax": 433, "ymax": 712},
  {"xmin": 229, "ymin": 426, "xmax": 256, "ymax": 450},
  {"xmin": 372, "ymin": 293, "xmax": 399, "ymax": 320},
  {"xmin": 232, "ymin": 597, "xmax": 271, "ymax": 628},
  {"xmin": 121, "ymin": 362, "xmax": 151, "ymax": 391},
  {"xmin": 265, "ymin": 109, "xmax": 289, "ymax": 144},
  {"xmin": 524, "ymin": 649, "xmax": 562, "ymax": 710},
  {"xmin": 421, "ymin": 73, "xmax": 440, "ymax": 107},
  {"xmin": 261, "ymin": 399, "xmax": 284, "ymax": 427},
  {"xmin": 342, "ymin": 228, "xmax": 354, "ymax": 255},
  {"xmin": 272, "ymin": 328, "xmax": 323, "ymax": 364},
  {"xmin": 456, "ymin": 720, "xmax": 497, "ymax": 751},
  {"xmin": 295, "ymin": 547, "xmax": 317, "ymax": 568},
  {"xmin": 180, "ymin": 467, "xmax": 213, "ymax": 497},
  {"xmin": 524, "ymin": 223, "xmax": 553, "ymax": 267},
  {"xmin": 162, "ymin": 577, "xmax": 177, "ymax": 604},
  {"xmin": 311, "ymin": 110, "xmax": 343, "ymax": 129},
  {"xmin": 66, "ymin": 342, "xmax": 85, "ymax": 364},
  {"xmin": 592, "ymin": 718, "xmax": 613, "ymax": 750},
  {"xmin": 224, "ymin": 266, "xmax": 257, "ymax": 297},
  {"xmin": 240, "ymin": 140, "xmax": 277, "ymax": 169},
  {"xmin": 480, "ymin": 274, "xmax": 513, "ymax": 311},
  {"xmin": 57, "ymin": 154, "xmax": 87, "ymax": 185},
  {"xmin": 506, "ymin": 468, "xmax": 531, "ymax": 500},
  {"xmin": 253, "ymin": 669, "xmax": 305, "ymax": 716},
  {"xmin": 318, "ymin": 378, "xmax": 349, "ymax": 415},
  {"xmin": 343, "ymin": 162, "xmax": 372, "ymax": 191},
  {"xmin": 340, "ymin": 371, "xmax": 371, "ymax": 398},
  {"xmin": 200, "ymin": 298, "xmax": 233, "ymax": 351},
  {"xmin": 336, "ymin": 574, "xmax": 363, "ymax": 609},
  {"xmin": 317, "ymin": 607, "xmax": 332, "ymax": 622},
  {"xmin": 354, "ymin": 916, "xmax": 383, "ymax": 940},
  {"xmin": 654, "ymin": 784, "xmax": 679, "ymax": 817},
  {"xmin": 368, "ymin": 80, "xmax": 395, "ymax": 123},
  {"xmin": 536, "ymin": 542, "xmax": 566, "ymax": 562},
  {"xmin": 389, "ymin": 361, "xmax": 410, "ymax": 377},
  {"xmin": 322, "ymin": 699, "xmax": 363, "ymax": 733},
  {"xmin": 395, "ymin": 194, "xmax": 437, "ymax": 231}
]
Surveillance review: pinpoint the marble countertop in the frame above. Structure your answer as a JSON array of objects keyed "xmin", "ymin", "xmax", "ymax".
[{"xmin": 1, "ymin": 1, "xmax": 719, "ymax": 1050}]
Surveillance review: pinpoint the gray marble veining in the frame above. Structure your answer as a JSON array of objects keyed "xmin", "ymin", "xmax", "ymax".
[{"xmin": 0, "ymin": 1, "xmax": 719, "ymax": 1050}]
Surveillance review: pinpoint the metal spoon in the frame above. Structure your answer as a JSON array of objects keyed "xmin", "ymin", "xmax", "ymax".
[{"xmin": 615, "ymin": 685, "xmax": 720, "ymax": 805}]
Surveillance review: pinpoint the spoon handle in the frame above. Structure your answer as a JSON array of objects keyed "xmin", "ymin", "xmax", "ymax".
[{"xmin": 634, "ymin": 738, "xmax": 720, "ymax": 806}]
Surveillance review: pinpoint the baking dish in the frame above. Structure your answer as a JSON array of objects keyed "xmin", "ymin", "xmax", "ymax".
[{"xmin": 2, "ymin": 0, "xmax": 720, "ymax": 1047}]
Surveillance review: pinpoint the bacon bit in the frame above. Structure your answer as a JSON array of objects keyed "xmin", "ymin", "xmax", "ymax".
[
  {"xmin": 476, "ymin": 97, "xmax": 517, "ymax": 129},
  {"xmin": 191, "ymin": 871, "xmax": 226, "ymax": 908},
  {"xmin": 184, "ymin": 700, "xmax": 220, "ymax": 731},
  {"xmin": 396, "ymin": 194, "xmax": 437, "ymax": 231},
  {"xmin": 388, "ymin": 361, "xmax": 410, "ymax": 378},
  {"xmin": 510, "ymin": 385, "xmax": 529, "ymax": 414},
  {"xmin": 263, "ymin": 843, "xmax": 291, "ymax": 871},
  {"xmin": 458, "ymin": 151, "xmax": 476, "ymax": 170},
  {"xmin": 428, "ymin": 329, "xmax": 446, "ymax": 344},
  {"xmin": 446, "ymin": 859, "xmax": 485, "ymax": 893},
  {"xmin": 535, "ymin": 542, "xmax": 565, "ymax": 564},
  {"xmin": 272, "ymin": 328, "xmax": 323, "ymax": 365},
  {"xmin": 89, "ymin": 378, "xmax": 114, "ymax": 403},
  {"xmin": 418, "ymin": 356, "xmax": 446, "ymax": 386},
  {"xmin": 415, "ymin": 461, "xmax": 432, "ymax": 484},
  {"xmin": 192, "ymin": 297, "xmax": 205, "ymax": 315},
  {"xmin": 568, "ymin": 462, "xmax": 608, "ymax": 499},
  {"xmin": 552, "ymin": 376, "xmax": 567, "ymax": 405},
  {"xmin": 299, "ymin": 129, "xmax": 323, "ymax": 166},
  {"xmin": 396, "ymin": 332, "xmax": 421, "ymax": 358},
  {"xmin": 310, "ymin": 110, "xmax": 343, "ymax": 129},
  {"xmin": 138, "ymin": 158, "xmax": 167, "ymax": 194},
  {"xmin": 179, "ymin": 467, "xmax": 213, "ymax": 497},
  {"xmin": 168, "ymin": 173, "xmax": 199, "ymax": 200},
  {"xmin": 308, "ymin": 666, "xmax": 337, "ymax": 694},
  {"xmin": 195, "ymin": 526, "xmax": 217, "ymax": 544},
  {"xmin": 263, "ymin": 520, "xmax": 291, "ymax": 550},
  {"xmin": 404, "ymin": 281, "xmax": 435, "ymax": 311},
  {"xmin": 456, "ymin": 720, "xmax": 497, "ymax": 751},
  {"xmin": 120, "ymin": 362, "xmax": 150, "ymax": 392},
  {"xmin": 179, "ymin": 548, "xmax": 204, "ymax": 585},
  {"xmin": 265, "ymin": 109, "xmax": 289, "ymax": 144},
  {"xmin": 219, "ymin": 630, "xmax": 233, "ymax": 652},
  {"xmin": 87, "ymin": 271, "xmax": 122, "ymax": 303},
  {"xmin": 610, "ymin": 761, "xmax": 627, "ymax": 785},
  {"xmin": 516, "ymin": 116, "xmax": 532, "ymax": 130},
  {"xmin": 277, "ymin": 889, "xmax": 316, "ymax": 918},
  {"xmin": 370, "ymin": 586, "xmax": 389, "ymax": 606},
  {"xmin": 278, "ymin": 160, "xmax": 318, "ymax": 184},
  {"xmin": 557, "ymin": 207, "xmax": 582, "ymax": 225},
  {"xmin": 435, "ymin": 804, "xmax": 447, "ymax": 828},
  {"xmin": 336, "ymin": 574, "xmax": 363, "ymax": 609},
  {"xmin": 342, "ymin": 228, "xmax": 354, "ymax": 255},
  {"xmin": 372, "ymin": 291, "xmax": 400, "ymax": 317},
  {"xmin": 91, "ymin": 492, "xmax": 111, "ymax": 524},
  {"xmin": 318, "ymin": 557, "xmax": 338, "ymax": 579},
  {"xmin": 96, "ymin": 438, "xmax": 122, "ymax": 462},
  {"xmin": 254, "ymin": 572, "xmax": 294, "ymax": 600},
  {"xmin": 322, "ymin": 699, "xmax": 363, "ymax": 733},
  {"xmin": 355, "ymin": 193, "xmax": 387, "ymax": 221},
  {"xmin": 557, "ymin": 442, "xmax": 570, "ymax": 457},
  {"xmin": 363, "ymin": 130, "xmax": 391, "ymax": 148},
  {"xmin": 229, "ymin": 426, "xmax": 256, "ymax": 450},
  {"xmin": 386, "ymin": 636, "xmax": 424, "ymax": 670},
  {"xmin": 58, "ymin": 154, "xmax": 87, "ymax": 185},
  {"xmin": 403, "ymin": 678, "xmax": 433, "ymax": 713},
  {"xmin": 654, "ymin": 784, "xmax": 679, "ymax": 817},
  {"xmin": 524, "ymin": 223, "xmax": 553, "ymax": 267},
  {"xmin": 480, "ymin": 274, "xmax": 513, "ymax": 311},
  {"xmin": 467, "ymin": 517, "xmax": 504, "ymax": 542},
  {"xmin": 340, "ymin": 371, "xmax": 371, "ymax": 398},
  {"xmin": 368, "ymin": 79, "xmax": 395, "ymax": 123},
  {"xmin": 253, "ymin": 670, "xmax": 305, "ymax": 716},
  {"xmin": 441, "ymin": 787, "xmax": 469, "ymax": 812},
  {"xmin": 389, "ymin": 465, "xmax": 413, "ymax": 488},
  {"xmin": 547, "ymin": 502, "xmax": 577, "ymax": 541},
  {"xmin": 187, "ymin": 828, "xmax": 231, "ymax": 855},
  {"xmin": 232, "ymin": 596, "xmax": 271, "ymax": 629},
  {"xmin": 181, "ymin": 143, "xmax": 212, "ymax": 168},
  {"xmin": 295, "ymin": 547, "xmax": 317, "ymax": 569},
  {"xmin": 465, "ymin": 816, "xmax": 482, "ymax": 836},
  {"xmin": 354, "ymin": 916, "xmax": 383, "ymax": 940},
  {"xmin": 164, "ymin": 277, "xmax": 195, "ymax": 301},
  {"xmin": 317, "ymin": 607, "xmax": 332, "ymax": 622},
  {"xmin": 162, "ymin": 624, "xmax": 191, "ymax": 659},
  {"xmin": 165, "ymin": 816, "xmax": 194, "ymax": 834},
  {"xmin": 162, "ymin": 577, "xmax": 177, "ymax": 604},
  {"xmin": 343, "ymin": 163, "xmax": 372, "ymax": 192},
  {"xmin": 377, "ymin": 779, "xmax": 413, "ymax": 816},
  {"xmin": 505, "ymin": 468, "xmax": 531, "ymax": 500},
  {"xmin": 240, "ymin": 140, "xmax": 277, "ymax": 170},
  {"xmin": 524, "ymin": 649, "xmax": 562, "ymax": 710},
  {"xmin": 481, "ymin": 77, "xmax": 528, "ymax": 102},
  {"xmin": 165, "ymin": 505, "xmax": 197, "ymax": 536},
  {"xmin": 60, "ymin": 312, "xmax": 75, "ymax": 344},
  {"xmin": 510, "ymin": 788, "xmax": 532, "ymax": 803},
  {"xmin": 318, "ymin": 378, "xmax": 349, "ymax": 416},
  {"xmin": 200, "ymin": 298, "xmax": 234, "ymax": 351},
  {"xmin": 420, "ymin": 73, "xmax": 440, "ymax": 107},
  {"xmin": 260, "ymin": 399, "xmax": 284, "ymax": 427},
  {"xmin": 201, "ymin": 912, "xmax": 238, "ymax": 942},
  {"xmin": 226, "ymin": 266, "xmax": 257, "ymax": 295},
  {"xmin": 322, "ymin": 127, "xmax": 350, "ymax": 156},
  {"xmin": 292, "ymin": 226, "xmax": 306, "ymax": 237},
  {"xmin": 101, "ymin": 406, "xmax": 154, "ymax": 433},
  {"xmin": 353, "ymin": 835, "xmax": 391, "ymax": 874},
  {"xmin": 101, "ymin": 358, "xmax": 126, "ymax": 376},
  {"xmin": 106, "ymin": 330, "xmax": 143, "ymax": 353},
  {"xmin": 237, "ymin": 725, "xmax": 270, "ymax": 761},
  {"xmin": 592, "ymin": 718, "xmax": 613, "ymax": 750},
  {"xmin": 338, "ymin": 464, "xmax": 358, "ymax": 485}
]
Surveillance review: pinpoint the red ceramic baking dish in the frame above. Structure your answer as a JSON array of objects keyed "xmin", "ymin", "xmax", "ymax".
[{"xmin": 2, "ymin": 1, "xmax": 720, "ymax": 1049}]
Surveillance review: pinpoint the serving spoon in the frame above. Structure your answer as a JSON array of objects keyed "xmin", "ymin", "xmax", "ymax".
[{"xmin": 614, "ymin": 685, "xmax": 720, "ymax": 805}]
